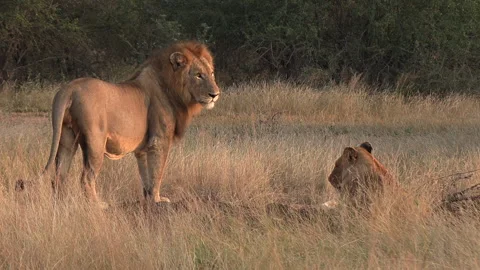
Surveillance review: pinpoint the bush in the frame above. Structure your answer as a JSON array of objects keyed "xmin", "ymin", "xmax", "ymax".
[
  {"xmin": 0, "ymin": 0, "xmax": 180, "ymax": 83},
  {"xmin": 1, "ymin": 0, "xmax": 480, "ymax": 92},
  {"xmin": 164, "ymin": 0, "xmax": 480, "ymax": 92}
]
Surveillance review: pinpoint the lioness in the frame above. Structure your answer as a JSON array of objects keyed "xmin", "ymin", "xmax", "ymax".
[
  {"xmin": 43, "ymin": 41, "xmax": 220, "ymax": 207},
  {"xmin": 327, "ymin": 142, "xmax": 398, "ymax": 206}
]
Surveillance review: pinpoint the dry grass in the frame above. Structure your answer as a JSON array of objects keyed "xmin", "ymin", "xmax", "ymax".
[{"xmin": 1, "ymin": 81, "xmax": 480, "ymax": 269}]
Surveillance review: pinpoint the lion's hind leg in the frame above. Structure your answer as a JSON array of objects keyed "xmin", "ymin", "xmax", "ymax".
[
  {"xmin": 79, "ymin": 135, "xmax": 108, "ymax": 209},
  {"xmin": 53, "ymin": 126, "xmax": 79, "ymax": 199}
]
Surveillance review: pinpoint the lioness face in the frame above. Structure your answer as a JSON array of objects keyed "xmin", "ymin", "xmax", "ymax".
[
  {"xmin": 328, "ymin": 148, "xmax": 356, "ymax": 191},
  {"xmin": 328, "ymin": 142, "xmax": 397, "ymax": 207},
  {"xmin": 328, "ymin": 144, "xmax": 374, "ymax": 194}
]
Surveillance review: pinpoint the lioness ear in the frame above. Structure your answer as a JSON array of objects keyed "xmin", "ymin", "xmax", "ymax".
[
  {"xmin": 359, "ymin": 142, "xmax": 373, "ymax": 153},
  {"xmin": 343, "ymin": 147, "xmax": 358, "ymax": 163},
  {"xmin": 170, "ymin": 52, "xmax": 187, "ymax": 70}
]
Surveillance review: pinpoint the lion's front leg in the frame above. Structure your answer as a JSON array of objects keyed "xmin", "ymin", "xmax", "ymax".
[{"xmin": 146, "ymin": 136, "xmax": 172, "ymax": 203}]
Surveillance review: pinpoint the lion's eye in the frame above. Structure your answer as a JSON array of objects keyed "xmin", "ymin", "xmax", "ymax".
[
  {"xmin": 211, "ymin": 72, "xmax": 214, "ymax": 77},
  {"xmin": 196, "ymin": 73, "xmax": 203, "ymax": 79}
]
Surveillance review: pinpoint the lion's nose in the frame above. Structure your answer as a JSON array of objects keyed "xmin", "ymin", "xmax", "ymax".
[{"xmin": 209, "ymin": 93, "xmax": 219, "ymax": 98}]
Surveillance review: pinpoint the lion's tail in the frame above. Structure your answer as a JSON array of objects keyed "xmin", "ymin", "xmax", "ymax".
[{"xmin": 43, "ymin": 88, "xmax": 73, "ymax": 173}]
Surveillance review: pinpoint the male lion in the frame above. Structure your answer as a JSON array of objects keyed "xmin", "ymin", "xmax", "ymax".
[
  {"xmin": 326, "ymin": 142, "xmax": 399, "ymax": 207},
  {"xmin": 43, "ymin": 41, "xmax": 220, "ymax": 207}
]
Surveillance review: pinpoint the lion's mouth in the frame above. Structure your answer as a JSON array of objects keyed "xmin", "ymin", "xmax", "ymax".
[
  {"xmin": 329, "ymin": 178, "xmax": 342, "ymax": 190},
  {"xmin": 198, "ymin": 99, "xmax": 214, "ymax": 105},
  {"xmin": 197, "ymin": 96, "xmax": 218, "ymax": 109},
  {"xmin": 204, "ymin": 101, "xmax": 215, "ymax": 109},
  {"xmin": 198, "ymin": 99, "xmax": 215, "ymax": 109}
]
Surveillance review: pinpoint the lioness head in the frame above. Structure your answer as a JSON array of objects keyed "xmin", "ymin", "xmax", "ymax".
[
  {"xmin": 328, "ymin": 142, "xmax": 393, "ymax": 199},
  {"xmin": 168, "ymin": 42, "xmax": 220, "ymax": 109}
]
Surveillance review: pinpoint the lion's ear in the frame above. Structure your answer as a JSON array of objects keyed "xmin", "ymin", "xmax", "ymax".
[
  {"xmin": 359, "ymin": 142, "xmax": 373, "ymax": 153},
  {"xmin": 170, "ymin": 52, "xmax": 187, "ymax": 70},
  {"xmin": 343, "ymin": 147, "xmax": 358, "ymax": 163}
]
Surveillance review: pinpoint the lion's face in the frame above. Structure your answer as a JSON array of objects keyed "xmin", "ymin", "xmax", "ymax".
[
  {"xmin": 170, "ymin": 52, "xmax": 220, "ymax": 109},
  {"xmin": 328, "ymin": 142, "xmax": 377, "ymax": 195},
  {"xmin": 187, "ymin": 59, "xmax": 220, "ymax": 109},
  {"xmin": 328, "ymin": 148, "xmax": 358, "ymax": 191}
]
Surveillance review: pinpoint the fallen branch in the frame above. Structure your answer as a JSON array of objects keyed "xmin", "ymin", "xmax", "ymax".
[
  {"xmin": 445, "ymin": 194, "xmax": 480, "ymax": 204},
  {"xmin": 441, "ymin": 182, "xmax": 480, "ymax": 210},
  {"xmin": 446, "ymin": 183, "xmax": 480, "ymax": 200},
  {"xmin": 432, "ymin": 169, "xmax": 480, "ymax": 182}
]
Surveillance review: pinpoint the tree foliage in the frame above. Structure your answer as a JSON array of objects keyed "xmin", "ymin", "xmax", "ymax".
[{"xmin": 1, "ymin": 0, "xmax": 480, "ymax": 92}]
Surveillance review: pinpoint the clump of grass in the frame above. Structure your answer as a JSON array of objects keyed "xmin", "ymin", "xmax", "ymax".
[{"xmin": 0, "ymin": 81, "xmax": 59, "ymax": 113}]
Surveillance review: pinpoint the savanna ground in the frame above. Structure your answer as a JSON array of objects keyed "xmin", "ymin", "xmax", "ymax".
[{"xmin": 0, "ymin": 81, "xmax": 479, "ymax": 269}]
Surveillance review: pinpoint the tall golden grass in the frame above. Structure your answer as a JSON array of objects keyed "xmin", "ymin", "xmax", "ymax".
[{"xmin": 0, "ymin": 81, "xmax": 479, "ymax": 269}]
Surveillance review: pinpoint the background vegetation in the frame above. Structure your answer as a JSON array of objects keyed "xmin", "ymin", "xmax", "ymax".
[
  {"xmin": 1, "ymin": 1, "xmax": 480, "ymax": 267},
  {"xmin": 2, "ymin": 0, "xmax": 480, "ymax": 92}
]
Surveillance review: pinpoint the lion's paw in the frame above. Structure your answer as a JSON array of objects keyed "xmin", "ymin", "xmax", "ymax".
[
  {"xmin": 321, "ymin": 199, "xmax": 339, "ymax": 210},
  {"xmin": 98, "ymin": 201, "xmax": 110, "ymax": 210},
  {"xmin": 156, "ymin": 196, "xmax": 171, "ymax": 203}
]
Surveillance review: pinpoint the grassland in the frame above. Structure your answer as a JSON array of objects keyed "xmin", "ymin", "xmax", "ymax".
[{"xmin": 0, "ymin": 81, "xmax": 479, "ymax": 269}]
